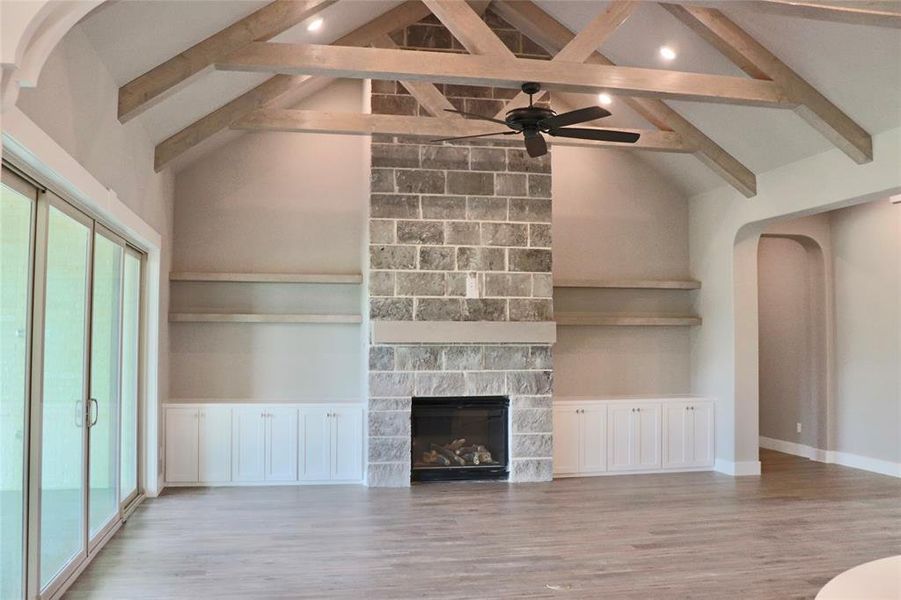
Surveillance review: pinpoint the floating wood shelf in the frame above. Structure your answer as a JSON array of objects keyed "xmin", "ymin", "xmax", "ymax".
[
  {"xmin": 555, "ymin": 313, "xmax": 701, "ymax": 327},
  {"xmin": 169, "ymin": 313, "xmax": 362, "ymax": 324},
  {"xmin": 554, "ymin": 279, "xmax": 701, "ymax": 290},
  {"xmin": 170, "ymin": 272, "xmax": 362, "ymax": 284}
]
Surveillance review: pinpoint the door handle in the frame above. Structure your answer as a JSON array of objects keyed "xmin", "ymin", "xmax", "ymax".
[{"xmin": 88, "ymin": 397, "xmax": 99, "ymax": 427}]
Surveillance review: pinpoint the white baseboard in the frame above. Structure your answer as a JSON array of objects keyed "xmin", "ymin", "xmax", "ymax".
[
  {"xmin": 758, "ymin": 436, "xmax": 829, "ymax": 461},
  {"xmin": 714, "ymin": 458, "xmax": 761, "ymax": 476},
  {"xmin": 827, "ymin": 451, "xmax": 901, "ymax": 478},
  {"xmin": 759, "ymin": 436, "xmax": 901, "ymax": 478}
]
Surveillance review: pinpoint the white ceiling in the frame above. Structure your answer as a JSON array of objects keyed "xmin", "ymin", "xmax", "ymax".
[{"xmin": 76, "ymin": 0, "xmax": 901, "ymax": 196}]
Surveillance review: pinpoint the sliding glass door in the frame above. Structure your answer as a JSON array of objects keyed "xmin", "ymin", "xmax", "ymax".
[
  {"xmin": 119, "ymin": 249, "xmax": 142, "ymax": 505},
  {"xmin": 0, "ymin": 162, "xmax": 145, "ymax": 599},
  {"xmin": 88, "ymin": 227, "xmax": 125, "ymax": 542},
  {"xmin": 39, "ymin": 198, "xmax": 92, "ymax": 590},
  {"xmin": 0, "ymin": 169, "xmax": 36, "ymax": 600}
]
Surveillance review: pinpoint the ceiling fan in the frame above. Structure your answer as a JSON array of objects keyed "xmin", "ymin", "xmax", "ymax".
[{"xmin": 432, "ymin": 82, "xmax": 640, "ymax": 158}]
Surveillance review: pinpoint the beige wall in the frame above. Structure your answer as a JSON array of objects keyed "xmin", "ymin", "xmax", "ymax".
[
  {"xmin": 170, "ymin": 79, "xmax": 368, "ymax": 403},
  {"xmin": 689, "ymin": 126, "xmax": 901, "ymax": 473},
  {"xmin": 830, "ymin": 199, "xmax": 901, "ymax": 463},
  {"xmin": 553, "ymin": 146, "xmax": 692, "ymax": 397}
]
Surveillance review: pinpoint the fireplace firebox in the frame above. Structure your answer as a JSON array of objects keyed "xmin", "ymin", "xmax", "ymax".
[{"xmin": 411, "ymin": 396, "xmax": 509, "ymax": 482}]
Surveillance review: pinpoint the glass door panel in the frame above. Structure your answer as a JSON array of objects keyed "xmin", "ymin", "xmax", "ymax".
[
  {"xmin": 39, "ymin": 202, "xmax": 91, "ymax": 590},
  {"xmin": 88, "ymin": 230, "xmax": 123, "ymax": 540},
  {"xmin": 0, "ymin": 174, "xmax": 35, "ymax": 600},
  {"xmin": 119, "ymin": 250, "xmax": 141, "ymax": 504}
]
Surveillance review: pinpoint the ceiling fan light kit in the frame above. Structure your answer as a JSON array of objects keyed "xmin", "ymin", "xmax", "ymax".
[{"xmin": 432, "ymin": 82, "xmax": 640, "ymax": 157}]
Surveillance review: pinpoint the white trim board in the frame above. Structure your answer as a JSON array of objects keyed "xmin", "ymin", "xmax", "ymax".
[
  {"xmin": 759, "ymin": 436, "xmax": 901, "ymax": 478},
  {"xmin": 759, "ymin": 436, "xmax": 829, "ymax": 462},
  {"xmin": 714, "ymin": 458, "xmax": 762, "ymax": 476}
]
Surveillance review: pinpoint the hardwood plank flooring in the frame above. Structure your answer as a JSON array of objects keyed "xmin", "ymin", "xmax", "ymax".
[{"xmin": 64, "ymin": 450, "xmax": 901, "ymax": 599}]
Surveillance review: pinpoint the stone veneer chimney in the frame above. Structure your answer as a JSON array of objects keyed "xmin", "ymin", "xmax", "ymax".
[{"xmin": 366, "ymin": 10, "xmax": 554, "ymax": 487}]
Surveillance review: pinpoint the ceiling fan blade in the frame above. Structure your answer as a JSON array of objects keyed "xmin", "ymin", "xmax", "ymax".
[
  {"xmin": 443, "ymin": 109, "xmax": 509, "ymax": 126},
  {"xmin": 431, "ymin": 131, "xmax": 516, "ymax": 143},
  {"xmin": 523, "ymin": 130, "xmax": 548, "ymax": 158},
  {"xmin": 547, "ymin": 127, "xmax": 640, "ymax": 144},
  {"xmin": 539, "ymin": 106, "xmax": 611, "ymax": 130}
]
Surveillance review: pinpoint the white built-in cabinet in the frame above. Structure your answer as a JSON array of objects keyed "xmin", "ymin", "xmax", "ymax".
[
  {"xmin": 662, "ymin": 401, "xmax": 715, "ymax": 469},
  {"xmin": 553, "ymin": 398, "xmax": 714, "ymax": 477},
  {"xmin": 607, "ymin": 402, "xmax": 662, "ymax": 472},
  {"xmin": 164, "ymin": 406, "xmax": 232, "ymax": 483},
  {"xmin": 165, "ymin": 403, "xmax": 363, "ymax": 486},
  {"xmin": 553, "ymin": 404, "xmax": 607, "ymax": 475},
  {"xmin": 299, "ymin": 406, "xmax": 363, "ymax": 482}
]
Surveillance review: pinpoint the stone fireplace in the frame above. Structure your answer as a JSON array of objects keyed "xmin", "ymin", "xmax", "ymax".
[{"xmin": 366, "ymin": 8, "xmax": 554, "ymax": 487}]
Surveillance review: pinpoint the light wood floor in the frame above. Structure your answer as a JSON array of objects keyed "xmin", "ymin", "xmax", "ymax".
[{"xmin": 64, "ymin": 450, "xmax": 901, "ymax": 599}]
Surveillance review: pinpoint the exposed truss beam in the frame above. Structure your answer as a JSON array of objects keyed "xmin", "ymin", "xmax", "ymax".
[
  {"xmin": 232, "ymin": 109, "xmax": 694, "ymax": 153},
  {"xmin": 371, "ymin": 35, "xmax": 457, "ymax": 117},
  {"xmin": 154, "ymin": 0, "xmax": 434, "ymax": 171},
  {"xmin": 422, "ymin": 0, "xmax": 512, "ymax": 56},
  {"xmin": 554, "ymin": 1, "xmax": 638, "ymax": 63},
  {"xmin": 459, "ymin": 0, "xmax": 759, "ymax": 196},
  {"xmin": 153, "ymin": 76, "xmax": 331, "ymax": 171},
  {"xmin": 706, "ymin": 1, "xmax": 901, "ymax": 28},
  {"xmin": 499, "ymin": 1, "xmax": 638, "ymax": 116},
  {"xmin": 119, "ymin": 0, "xmax": 336, "ymax": 122},
  {"xmin": 663, "ymin": 3, "xmax": 872, "ymax": 163},
  {"xmin": 217, "ymin": 42, "xmax": 793, "ymax": 106}
]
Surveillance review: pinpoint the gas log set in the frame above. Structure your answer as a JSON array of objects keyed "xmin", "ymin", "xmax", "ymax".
[{"xmin": 417, "ymin": 438, "xmax": 498, "ymax": 467}]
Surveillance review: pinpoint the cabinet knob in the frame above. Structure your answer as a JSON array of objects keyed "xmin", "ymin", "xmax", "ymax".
[{"xmin": 636, "ymin": 407, "xmax": 641, "ymax": 412}]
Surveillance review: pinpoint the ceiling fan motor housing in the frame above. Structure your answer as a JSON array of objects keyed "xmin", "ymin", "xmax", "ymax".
[{"xmin": 505, "ymin": 106, "xmax": 556, "ymax": 133}]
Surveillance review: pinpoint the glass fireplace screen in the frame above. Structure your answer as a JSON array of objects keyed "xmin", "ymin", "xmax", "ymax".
[{"xmin": 411, "ymin": 396, "xmax": 509, "ymax": 482}]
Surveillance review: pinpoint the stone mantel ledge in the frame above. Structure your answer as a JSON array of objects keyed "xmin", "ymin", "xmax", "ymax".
[{"xmin": 370, "ymin": 321, "xmax": 557, "ymax": 345}]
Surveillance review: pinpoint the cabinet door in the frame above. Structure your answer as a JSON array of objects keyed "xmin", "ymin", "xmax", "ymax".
[
  {"xmin": 199, "ymin": 406, "xmax": 232, "ymax": 483},
  {"xmin": 579, "ymin": 405, "xmax": 607, "ymax": 474},
  {"xmin": 165, "ymin": 408, "xmax": 198, "ymax": 483},
  {"xmin": 663, "ymin": 403, "xmax": 692, "ymax": 469},
  {"xmin": 690, "ymin": 402, "xmax": 715, "ymax": 467},
  {"xmin": 265, "ymin": 407, "xmax": 298, "ymax": 482},
  {"xmin": 232, "ymin": 407, "xmax": 266, "ymax": 482},
  {"xmin": 331, "ymin": 407, "xmax": 363, "ymax": 481},
  {"xmin": 299, "ymin": 407, "xmax": 331, "ymax": 481},
  {"xmin": 553, "ymin": 407, "xmax": 580, "ymax": 475},
  {"xmin": 634, "ymin": 403, "xmax": 661, "ymax": 469},
  {"xmin": 606, "ymin": 404, "xmax": 635, "ymax": 472}
]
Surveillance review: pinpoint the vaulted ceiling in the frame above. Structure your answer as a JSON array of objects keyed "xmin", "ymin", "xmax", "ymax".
[{"xmin": 75, "ymin": 0, "xmax": 901, "ymax": 196}]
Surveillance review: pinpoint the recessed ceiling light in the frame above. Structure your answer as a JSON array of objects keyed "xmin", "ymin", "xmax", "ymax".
[
  {"xmin": 597, "ymin": 93, "xmax": 613, "ymax": 106},
  {"xmin": 659, "ymin": 46, "xmax": 676, "ymax": 61},
  {"xmin": 307, "ymin": 18, "xmax": 323, "ymax": 32}
]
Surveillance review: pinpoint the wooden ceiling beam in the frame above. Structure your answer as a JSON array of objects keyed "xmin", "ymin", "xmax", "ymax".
[
  {"xmin": 498, "ymin": 1, "xmax": 638, "ymax": 116},
  {"xmin": 231, "ymin": 109, "xmax": 695, "ymax": 153},
  {"xmin": 422, "ymin": 0, "xmax": 512, "ymax": 56},
  {"xmin": 702, "ymin": 1, "xmax": 901, "ymax": 28},
  {"xmin": 217, "ymin": 42, "xmax": 793, "ymax": 106},
  {"xmin": 663, "ymin": 3, "xmax": 872, "ymax": 163},
  {"xmin": 371, "ymin": 35, "xmax": 458, "ymax": 118},
  {"xmin": 154, "ymin": 0, "xmax": 434, "ymax": 171},
  {"xmin": 119, "ymin": 0, "xmax": 336, "ymax": 122},
  {"xmin": 465, "ymin": 0, "xmax": 759, "ymax": 196}
]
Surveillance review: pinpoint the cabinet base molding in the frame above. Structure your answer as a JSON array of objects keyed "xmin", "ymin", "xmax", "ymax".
[
  {"xmin": 554, "ymin": 466, "xmax": 713, "ymax": 479},
  {"xmin": 164, "ymin": 479, "xmax": 365, "ymax": 487}
]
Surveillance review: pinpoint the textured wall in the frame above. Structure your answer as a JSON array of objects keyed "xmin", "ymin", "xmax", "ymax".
[{"xmin": 366, "ymin": 9, "xmax": 554, "ymax": 486}]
